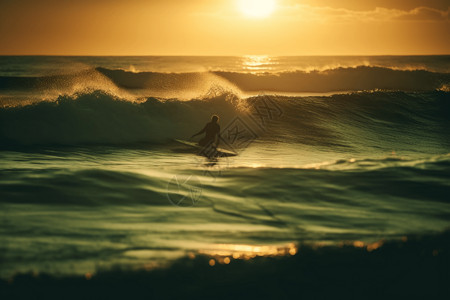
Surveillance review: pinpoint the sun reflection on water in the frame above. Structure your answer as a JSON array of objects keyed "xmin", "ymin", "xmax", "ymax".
[
  {"xmin": 242, "ymin": 55, "xmax": 276, "ymax": 73},
  {"xmin": 195, "ymin": 239, "xmax": 386, "ymax": 267},
  {"xmin": 347, "ymin": 240, "xmax": 384, "ymax": 252},
  {"xmin": 198, "ymin": 243, "xmax": 297, "ymax": 264}
]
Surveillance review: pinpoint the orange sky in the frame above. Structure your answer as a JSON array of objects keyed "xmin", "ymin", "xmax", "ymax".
[{"xmin": 0, "ymin": 0, "xmax": 448, "ymax": 55}]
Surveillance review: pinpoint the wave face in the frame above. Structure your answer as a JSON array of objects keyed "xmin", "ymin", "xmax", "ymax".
[
  {"xmin": 1, "ymin": 66, "xmax": 448, "ymax": 97},
  {"xmin": 0, "ymin": 91, "xmax": 237, "ymax": 146},
  {"xmin": 97, "ymin": 66, "xmax": 450, "ymax": 93},
  {"xmin": 215, "ymin": 67, "xmax": 449, "ymax": 93},
  {"xmin": 0, "ymin": 90, "xmax": 448, "ymax": 150}
]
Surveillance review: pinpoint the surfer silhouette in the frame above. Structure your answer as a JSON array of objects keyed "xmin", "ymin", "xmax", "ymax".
[{"xmin": 191, "ymin": 115, "xmax": 221, "ymax": 148}]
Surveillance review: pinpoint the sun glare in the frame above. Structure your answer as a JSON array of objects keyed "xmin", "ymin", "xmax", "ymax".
[{"xmin": 238, "ymin": 0, "xmax": 276, "ymax": 18}]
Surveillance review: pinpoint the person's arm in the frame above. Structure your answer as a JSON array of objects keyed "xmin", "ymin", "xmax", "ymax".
[{"xmin": 191, "ymin": 125, "xmax": 206, "ymax": 138}]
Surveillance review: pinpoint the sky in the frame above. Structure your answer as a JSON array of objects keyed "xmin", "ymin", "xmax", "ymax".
[{"xmin": 0, "ymin": 0, "xmax": 448, "ymax": 55}]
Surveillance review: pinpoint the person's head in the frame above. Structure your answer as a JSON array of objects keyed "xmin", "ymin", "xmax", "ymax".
[{"xmin": 211, "ymin": 115, "xmax": 219, "ymax": 123}]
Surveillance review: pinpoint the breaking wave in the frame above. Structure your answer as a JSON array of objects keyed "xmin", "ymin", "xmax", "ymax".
[
  {"xmin": 0, "ymin": 66, "xmax": 448, "ymax": 97},
  {"xmin": 0, "ymin": 89, "xmax": 448, "ymax": 149}
]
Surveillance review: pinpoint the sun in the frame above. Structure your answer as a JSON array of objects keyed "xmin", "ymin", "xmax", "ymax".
[{"xmin": 237, "ymin": 0, "xmax": 277, "ymax": 18}]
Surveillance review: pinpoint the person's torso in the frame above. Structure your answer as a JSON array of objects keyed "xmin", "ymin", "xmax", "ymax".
[{"xmin": 205, "ymin": 122, "xmax": 220, "ymax": 138}]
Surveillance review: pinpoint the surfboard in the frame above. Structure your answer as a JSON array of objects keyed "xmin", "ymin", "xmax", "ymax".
[{"xmin": 174, "ymin": 139, "xmax": 237, "ymax": 157}]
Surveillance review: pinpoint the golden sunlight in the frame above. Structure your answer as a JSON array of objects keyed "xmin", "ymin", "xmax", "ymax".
[
  {"xmin": 198, "ymin": 243, "xmax": 297, "ymax": 261},
  {"xmin": 237, "ymin": 0, "xmax": 277, "ymax": 18}
]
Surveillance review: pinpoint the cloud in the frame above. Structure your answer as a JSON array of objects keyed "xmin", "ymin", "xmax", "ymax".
[
  {"xmin": 279, "ymin": 4, "xmax": 450, "ymax": 23},
  {"xmin": 287, "ymin": 0, "xmax": 450, "ymax": 12},
  {"xmin": 396, "ymin": 7, "xmax": 449, "ymax": 21}
]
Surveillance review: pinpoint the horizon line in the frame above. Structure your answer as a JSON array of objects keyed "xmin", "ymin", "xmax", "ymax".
[{"xmin": 1, "ymin": 54, "xmax": 449, "ymax": 57}]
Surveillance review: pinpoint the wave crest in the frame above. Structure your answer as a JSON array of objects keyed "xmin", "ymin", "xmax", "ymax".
[
  {"xmin": 0, "ymin": 90, "xmax": 448, "ymax": 148},
  {"xmin": 1, "ymin": 66, "xmax": 448, "ymax": 101},
  {"xmin": 0, "ymin": 90, "xmax": 242, "ymax": 146}
]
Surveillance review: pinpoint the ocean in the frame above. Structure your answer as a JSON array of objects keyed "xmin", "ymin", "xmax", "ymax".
[{"xmin": 0, "ymin": 55, "xmax": 449, "ymax": 298}]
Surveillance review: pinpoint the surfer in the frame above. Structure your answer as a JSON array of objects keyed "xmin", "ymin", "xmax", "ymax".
[{"xmin": 191, "ymin": 115, "xmax": 221, "ymax": 148}]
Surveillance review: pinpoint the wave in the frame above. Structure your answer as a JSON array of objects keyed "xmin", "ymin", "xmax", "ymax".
[
  {"xmin": 0, "ymin": 66, "xmax": 448, "ymax": 96},
  {"xmin": 1, "ymin": 154, "xmax": 449, "ymax": 206},
  {"xmin": 213, "ymin": 66, "xmax": 449, "ymax": 93},
  {"xmin": 0, "ymin": 91, "xmax": 242, "ymax": 146},
  {"xmin": 0, "ymin": 90, "xmax": 449, "ymax": 149}
]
